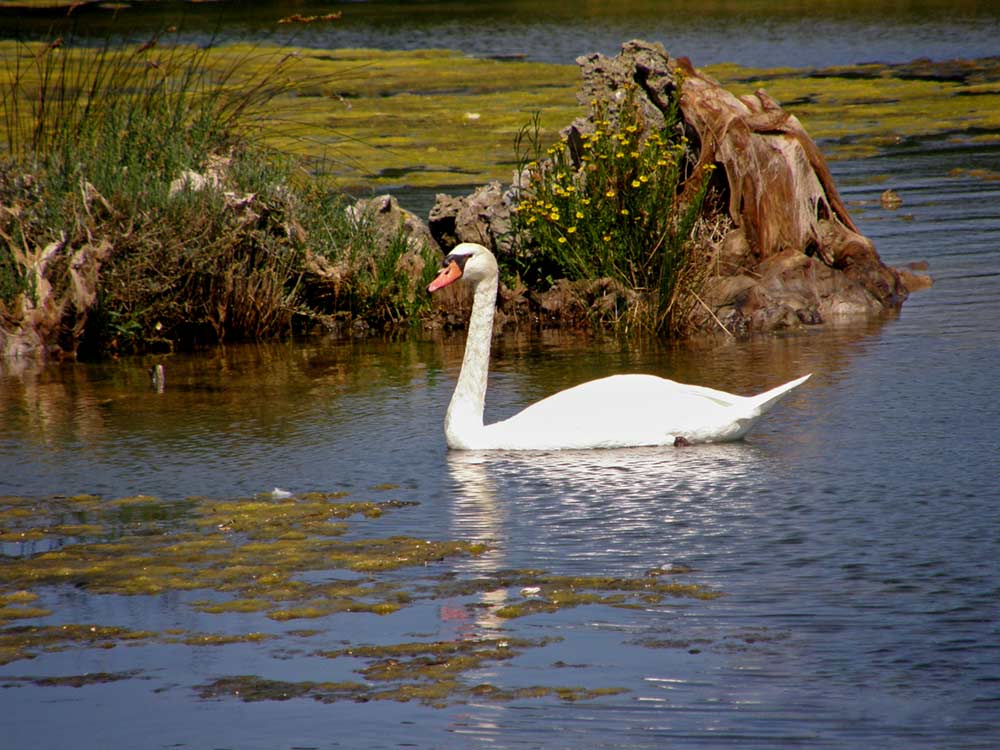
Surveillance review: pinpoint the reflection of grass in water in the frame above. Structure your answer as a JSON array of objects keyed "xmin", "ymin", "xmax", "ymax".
[{"xmin": 0, "ymin": 490, "xmax": 715, "ymax": 703}]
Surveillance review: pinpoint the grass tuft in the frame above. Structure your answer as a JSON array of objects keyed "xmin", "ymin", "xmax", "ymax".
[{"xmin": 0, "ymin": 35, "xmax": 434, "ymax": 355}]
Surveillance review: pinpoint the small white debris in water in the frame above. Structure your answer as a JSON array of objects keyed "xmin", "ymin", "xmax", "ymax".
[
  {"xmin": 271, "ymin": 487, "xmax": 293, "ymax": 499},
  {"xmin": 520, "ymin": 586, "xmax": 541, "ymax": 597},
  {"xmin": 464, "ymin": 112, "xmax": 481, "ymax": 121}
]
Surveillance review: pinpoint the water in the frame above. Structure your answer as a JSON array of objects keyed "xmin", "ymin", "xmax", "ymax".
[
  {"xmin": 3, "ymin": 5, "xmax": 1000, "ymax": 750},
  {"xmin": 3, "ymin": 0, "xmax": 1000, "ymax": 69},
  {"xmin": 2, "ymin": 143, "xmax": 997, "ymax": 748}
]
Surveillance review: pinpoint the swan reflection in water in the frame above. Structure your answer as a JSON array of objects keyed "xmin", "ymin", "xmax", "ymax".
[
  {"xmin": 447, "ymin": 443, "xmax": 768, "ymax": 555},
  {"xmin": 440, "ymin": 444, "xmax": 770, "ymax": 737},
  {"xmin": 442, "ymin": 443, "xmax": 768, "ymax": 627}
]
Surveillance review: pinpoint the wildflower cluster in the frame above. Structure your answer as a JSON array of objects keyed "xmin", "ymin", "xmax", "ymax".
[{"xmin": 513, "ymin": 85, "xmax": 714, "ymax": 333}]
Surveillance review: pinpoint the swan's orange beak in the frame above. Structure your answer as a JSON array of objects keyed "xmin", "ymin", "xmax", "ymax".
[{"xmin": 428, "ymin": 260, "xmax": 463, "ymax": 292}]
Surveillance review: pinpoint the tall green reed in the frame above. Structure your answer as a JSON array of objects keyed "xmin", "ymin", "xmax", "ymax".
[
  {"xmin": 0, "ymin": 34, "xmax": 334, "ymax": 354},
  {"xmin": 1, "ymin": 35, "xmax": 304, "ymax": 219}
]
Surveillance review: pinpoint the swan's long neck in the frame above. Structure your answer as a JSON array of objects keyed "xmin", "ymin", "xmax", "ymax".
[{"xmin": 445, "ymin": 275, "xmax": 497, "ymax": 448}]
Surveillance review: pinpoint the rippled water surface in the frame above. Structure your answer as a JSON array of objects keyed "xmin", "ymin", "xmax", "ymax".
[
  {"xmin": 2, "ymin": 5, "xmax": 1000, "ymax": 749},
  {"xmin": 4, "ymin": 0, "xmax": 1000, "ymax": 68},
  {"xmin": 3, "ymin": 142, "xmax": 998, "ymax": 748}
]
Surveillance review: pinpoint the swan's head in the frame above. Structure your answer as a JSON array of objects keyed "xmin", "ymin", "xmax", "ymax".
[{"xmin": 427, "ymin": 242, "xmax": 497, "ymax": 293}]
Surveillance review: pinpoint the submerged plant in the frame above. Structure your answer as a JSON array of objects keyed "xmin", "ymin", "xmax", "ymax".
[{"xmin": 512, "ymin": 84, "xmax": 716, "ymax": 335}]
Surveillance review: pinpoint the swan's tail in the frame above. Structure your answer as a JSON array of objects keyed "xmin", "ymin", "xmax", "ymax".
[{"xmin": 746, "ymin": 373, "xmax": 811, "ymax": 415}]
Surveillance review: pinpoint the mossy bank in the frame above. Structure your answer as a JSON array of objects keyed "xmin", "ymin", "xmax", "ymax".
[{"xmin": 1, "ymin": 37, "xmax": 994, "ymax": 357}]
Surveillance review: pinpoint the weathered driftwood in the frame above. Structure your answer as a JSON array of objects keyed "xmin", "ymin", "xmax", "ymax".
[
  {"xmin": 428, "ymin": 40, "xmax": 921, "ymax": 335},
  {"xmin": 568, "ymin": 40, "xmax": 913, "ymax": 335},
  {"xmin": 1, "ymin": 193, "xmax": 112, "ymax": 358}
]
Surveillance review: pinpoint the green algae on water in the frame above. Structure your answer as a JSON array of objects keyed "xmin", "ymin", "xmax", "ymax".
[
  {"xmin": 704, "ymin": 57, "xmax": 1000, "ymax": 161},
  {"xmin": 0, "ymin": 490, "xmax": 718, "ymax": 706},
  {"xmin": 201, "ymin": 635, "xmax": 629, "ymax": 707},
  {"xmin": 0, "ymin": 491, "xmax": 487, "ymax": 661}
]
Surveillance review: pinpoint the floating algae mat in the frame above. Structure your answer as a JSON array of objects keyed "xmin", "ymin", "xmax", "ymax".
[
  {"xmin": 215, "ymin": 48, "xmax": 1000, "ymax": 185},
  {"xmin": 0, "ymin": 491, "xmax": 716, "ymax": 705},
  {"xmin": 217, "ymin": 47, "xmax": 1000, "ymax": 186},
  {"xmin": 4, "ymin": 39, "xmax": 996, "ymax": 194}
]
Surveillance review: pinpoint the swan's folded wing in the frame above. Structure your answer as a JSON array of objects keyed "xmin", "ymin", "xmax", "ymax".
[{"xmin": 483, "ymin": 374, "xmax": 738, "ymax": 449}]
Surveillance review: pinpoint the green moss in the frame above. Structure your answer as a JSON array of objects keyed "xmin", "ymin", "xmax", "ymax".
[
  {"xmin": 0, "ymin": 606, "xmax": 53, "ymax": 622},
  {"xmin": 0, "ymin": 491, "xmax": 487, "ymax": 666},
  {"xmin": 196, "ymin": 675, "xmax": 367, "ymax": 702},
  {"xmin": 0, "ymin": 624, "xmax": 159, "ymax": 665},
  {"xmin": 21, "ymin": 670, "xmax": 143, "ymax": 688},
  {"xmin": 456, "ymin": 569, "xmax": 720, "ymax": 620},
  {"xmin": 189, "ymin": 598, "xmax": 272, "ymax": 614},
  {"xmin": 171, "ymin": 632, "xmax": 272, "ymax": 646},
  {"xmin": 705, "ymin": 58, "xmax": 1000, "ymax": 161},
  {"xmin": 0, "ymin": 491, "xmax": 717, "ymax": 705}
]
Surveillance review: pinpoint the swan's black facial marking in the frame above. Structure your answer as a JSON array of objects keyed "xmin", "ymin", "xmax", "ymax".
[{"xmin": 442, "ymin": 250, "xmax": 473, "ymax": 272}]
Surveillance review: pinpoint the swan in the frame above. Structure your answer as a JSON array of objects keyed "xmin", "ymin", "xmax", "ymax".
[{"xmin": 428, "ymin": 242, "xmax": 810, "ymax": 450}]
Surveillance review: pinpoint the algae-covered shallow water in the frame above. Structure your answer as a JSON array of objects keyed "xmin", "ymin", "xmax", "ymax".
[{"xmin": 2, "ymin": 141, "xmax": 999, "ymax": 747}]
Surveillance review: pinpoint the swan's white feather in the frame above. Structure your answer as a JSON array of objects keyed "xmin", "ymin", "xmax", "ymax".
[{"xmin": 429, "ymin": 243, "xmax": 811, "ymax": 451}]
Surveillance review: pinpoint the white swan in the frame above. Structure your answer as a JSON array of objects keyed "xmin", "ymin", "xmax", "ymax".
[{"xmin": 428, "ymin": 242, "xmax": 810, "ymax": 450}]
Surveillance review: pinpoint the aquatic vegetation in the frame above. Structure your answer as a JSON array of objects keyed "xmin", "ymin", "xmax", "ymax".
[
  {"xmin": 470, "ymin": 570, "xmax": 721, "ymax": 619},
  {"xmin": 0, "ymin": 38, "xmax": 446, "ymax": 356},
  {"xmin": 0, "ymin": 487, "xmax": 718, "ymax": 705},
  {"xmin": 0, "ymin": 624, "xmax": 158, "ymax": 666},
  {"xmin": 0, "ymin": 590, "xmax": 51, "ymax": 622},
  {"xmin": 201, "ymin": 635, "xmax": 629, "ymax": 707},
  {"xmin": 707, "ymin": 58, "xmax": 1000, "ymax": 161},
  {"xmin": 9, "ymin": 669, "xmax": 144, "ymax": 688},
  {"xmin": 0, "ymin": 492, "xmax": 484, "ymax": 622},
  {"xmin": 512, "ymin": 84, "xmax": 716, "ymax": 335}
]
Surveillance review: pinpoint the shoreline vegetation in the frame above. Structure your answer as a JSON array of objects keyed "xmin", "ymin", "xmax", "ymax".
[{"xmin": 1, "ymin": 33, "xmax": 994, "ymax": 358}]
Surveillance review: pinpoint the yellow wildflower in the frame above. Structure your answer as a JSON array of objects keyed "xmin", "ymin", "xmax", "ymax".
[
  {"xmin": 558, "ymin": 236, "xmax": 567, "ymax": 244},
  {"xmin": 575, "ymin": 211, "xmax": 584, "ymax": 219},
  {"xmin": 567, "ymin": 226, "xmax": 577, "ymax": 234},
  {"xmin": 631, "ymin": 179, "xmax": 641, "ymax": 188}
]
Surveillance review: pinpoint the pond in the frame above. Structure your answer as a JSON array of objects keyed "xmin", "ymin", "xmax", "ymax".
[
  {"xmin": 2, "ymin": 140, "xmax": 998, "ymax": 749},
  {"xmin": 2, "ymin": 4, "xmax": 1000, "ymax": 750},
  {"xmin": 3, "ymin": 0, "xmax": 1000, "ymax": 69}
]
